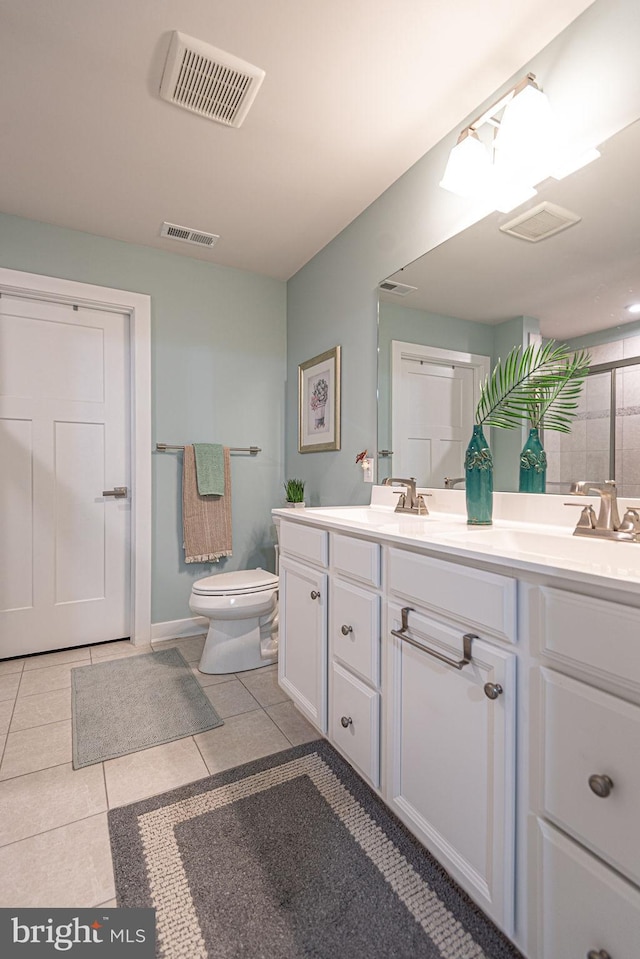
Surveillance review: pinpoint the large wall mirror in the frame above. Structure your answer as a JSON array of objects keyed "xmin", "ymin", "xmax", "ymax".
[{"xmin": 378, "ymin": 116, "xmax": 640, "ymax": 497}]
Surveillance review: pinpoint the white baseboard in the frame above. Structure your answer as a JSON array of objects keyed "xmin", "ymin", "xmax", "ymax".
[{"xmin": 151, "ymin": 616, "xmax": 208, "ymax": 643}]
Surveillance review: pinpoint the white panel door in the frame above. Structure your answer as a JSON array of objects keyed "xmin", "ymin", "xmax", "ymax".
[
  {"xmin": 396, "ymin": 357, "xmax": 475, "ymax": 486},
  {"xmin": 0, "ymin": 294, "xmax": 130, "ymax": 657}
]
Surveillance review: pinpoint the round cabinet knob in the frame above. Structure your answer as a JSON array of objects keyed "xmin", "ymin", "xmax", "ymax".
[
  {"xmin": 310, "ymin": 590, "xmax": 320, "ymax": 600},
  {"xmin": 340, "ymin": 716, "xmax": 353, "ymax": 728},
  {"xmin": 587, "ymin": 950, "xmax": 611, "ymax": 959},
  {"xmin": 483, "ymin": 682, "xmax": 503, "ymax": 700},
  {"xmin": 341, "ymin": 624, "xmax": 353, "ymax": 636},
  {"xmin": 588, "ymin": 774, "xmax": 614, "ymax": 798}
]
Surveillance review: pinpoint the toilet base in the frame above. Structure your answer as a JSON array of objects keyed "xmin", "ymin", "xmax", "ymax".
[{"xmin": 198, "ymin": 613, "xmax": 278, "ymax": 674}]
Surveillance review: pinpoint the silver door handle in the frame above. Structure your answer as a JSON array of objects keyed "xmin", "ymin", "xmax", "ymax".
[
  {"xmin": 391, "ymin": 606, "xmax": 475, "ymax": 670},
  {"xmin": 102, "ymin": 486, "xmax": 128, "ymax": 498}
]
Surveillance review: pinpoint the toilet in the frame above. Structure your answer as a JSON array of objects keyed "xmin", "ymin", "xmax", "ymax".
[{"xmin": 189, "ymin": 568, "xmax": 279, "ymax": 674}]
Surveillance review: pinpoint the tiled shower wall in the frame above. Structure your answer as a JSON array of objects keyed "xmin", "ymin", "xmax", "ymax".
[{"xmin": 546, "ymin": 334, "xmax": 640, "ymax": 499}]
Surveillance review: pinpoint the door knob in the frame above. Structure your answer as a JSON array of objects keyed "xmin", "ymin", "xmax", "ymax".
[
  {"xmin": 587, "ymin": 950, "xmax": 611, "ymax": 959},
  {"xmin": 102, "ymin": 486, "xmax": 128, "ymax": 498},
  {"xmin": 484, "ymin": 682, "xmax": 503, "ymax": 700},
  {"xmin": 341, "ymin": 625, "xmax": 353, "ymax": 636},
  {"xmin": 588, "ymin": 774, "xmax": 613, "ymax": 798},
  {"xmin": 340, "ymin": 716, "xmax": 353, "ymax": 728},
  {"xmin": 310, "ymin": 590, "xmax": 320, "ymax": 600}
]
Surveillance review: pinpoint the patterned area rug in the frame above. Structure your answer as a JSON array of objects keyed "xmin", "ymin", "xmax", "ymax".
[
  {"xmin": 108, "ymin": 740, "xmax": 523, "ymax": 959},
  {"xmin": 71, "ymin": 647, "xmax": 223, "ymax": 768}
]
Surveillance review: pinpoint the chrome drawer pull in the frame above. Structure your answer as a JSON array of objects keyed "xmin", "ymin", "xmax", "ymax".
[
  {"xmin": 310, "ymin": 590, "xmax": 321, "ymax": 600},
  {"xmin": 484, "ymin": 682, "xmax": 503, "ymax": 700},
  {"xmin": 391, "ymin": 607, "xmax": 474, "ymax": 670},
  {"xmin": 587, "ymin": 950, "xmax": 611, "ymax": 959},
  {"xmin": 341, "ymin": 624, "xmax": 353, "ymax": 636},
  {"xmin": 588, "ymin": 774, "xmax": 614, "ymax": 798},
  {"xmin": 340, "ymin": 716, "xmax": 353, "ymax": 728}
]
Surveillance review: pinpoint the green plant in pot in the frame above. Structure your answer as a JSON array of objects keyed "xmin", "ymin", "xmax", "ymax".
[
  {"xmin": 284, "ymin": 478, "xmax": 306, "ymax": 507},
  {"xmin": 518, "ymin": 344, "xmax": 590, "ymax": 493},
  {"xmin": 469, "ymin": 340, "xmax": 590, "ymax": 523}
]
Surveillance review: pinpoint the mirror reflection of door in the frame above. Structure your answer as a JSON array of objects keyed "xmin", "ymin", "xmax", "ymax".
[{"xmin": 391, "ymin": 342, "xmax": 490, "ymax": 488}]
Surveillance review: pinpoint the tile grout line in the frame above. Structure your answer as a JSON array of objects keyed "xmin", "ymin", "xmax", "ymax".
[{"xmin": 0, "ymin": 809, "xmax": 109, "ymax": 853}]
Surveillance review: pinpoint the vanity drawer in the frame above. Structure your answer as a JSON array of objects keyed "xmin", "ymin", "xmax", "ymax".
[
  {"xmin": 541, "ymin": 668, "xmax": 640, "ymax": 886},
  {"xmin": 331, "ymin": 579, "xmax": 380, "ymax": 685},
  {"xmin": 388, "ymin": 547, "xmax": 516, "ymax": 643},
  {"xmin": 279, "ymin": 521, "xmax": 328, "ymax": 568},
  {"xmin": 331, "ymin": 533, "xmax": 380, "ymax": 587},
  {"xmin": 330, "ymin": 661, "xmax": 380, "ymax": 788},
  {"xmin": 537, "ymin": 819, "xmax": 640, "ymax": 959},
  {"xmin": 536, "ymin": 586, "xmax": 640, "ymax": 691}
]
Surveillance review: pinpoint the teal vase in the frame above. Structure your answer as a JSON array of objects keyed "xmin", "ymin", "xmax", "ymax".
[
  {"xmin": 464, "ymin": 425, "xmax": 493, "ymax": 525},
  {"xmin": 519, "ymin": 427, "xmax": 547, "ymax": 493}
]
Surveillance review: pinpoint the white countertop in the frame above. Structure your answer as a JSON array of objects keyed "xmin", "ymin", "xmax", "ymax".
[{"xmin": 273, "ymin": 488, "xmax": 640, "ymax": 598}]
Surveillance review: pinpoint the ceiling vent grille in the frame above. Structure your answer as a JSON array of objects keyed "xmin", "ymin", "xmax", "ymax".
[
  {"xmin": 379, "ymin": 281, "xmax": 418, "ymax": 296},
  {"xmin": 159, "ymin": 31, "xmax": 265, "ymax": 128},
  {"xmin": 499, "ymin": 202, "xmax": 582, "ymax": 242},
  {"xmin": 160, "ymin": 222, "xmax": 220, "ymax": 248}
]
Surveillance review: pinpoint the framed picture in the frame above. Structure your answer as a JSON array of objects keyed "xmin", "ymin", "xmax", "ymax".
[{"xmin": 298, "ymin": 346, "xmax": 341, "ymax": 452}]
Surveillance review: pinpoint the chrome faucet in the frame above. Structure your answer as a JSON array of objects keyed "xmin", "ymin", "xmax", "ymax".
[
  {"xmin": 382, "ymin": 476, "xmax": 429, "ymax": 515},
  {"xmin": 567, "ymin": 480, "xmax": 640, "ymax": 542},
  {"xmin": 444, "ymin": 476, "xmax": 465, "ymax": 490}
]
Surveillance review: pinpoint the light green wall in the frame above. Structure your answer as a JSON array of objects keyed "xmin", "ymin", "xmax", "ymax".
[
  {"xmin": 0, "ymin": 213, "xmax": 286, "ymax": 624},
  {"xmin": 286, "ymin": 0, "xmax": 640, "ymax": 504}
]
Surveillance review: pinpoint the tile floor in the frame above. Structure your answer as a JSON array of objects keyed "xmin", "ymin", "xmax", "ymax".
[{"xmin": 0, "ymin": 635, "xmax": 319, "ymax": 908}]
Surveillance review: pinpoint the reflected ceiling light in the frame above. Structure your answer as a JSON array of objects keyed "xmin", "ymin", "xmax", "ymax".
[
  {"xmin": 626, "ymin": 302, "xmax": 640, "ymax": 314},
  {"xmin": 439, "ymin": 73, "xmax": 599, "ymax": 214}
]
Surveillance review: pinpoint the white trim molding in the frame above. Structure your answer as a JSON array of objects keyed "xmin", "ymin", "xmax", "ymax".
[
  {"xmin": 0, "ymin": 267, "xmax": 152, "ymax": 645},
  {"xmin": 152, "ymin": 616, "xmax": 208, "ymax": 643}
]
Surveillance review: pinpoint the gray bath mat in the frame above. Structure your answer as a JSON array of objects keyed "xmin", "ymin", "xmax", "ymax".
[
  {"xmin": 109, "ymin": 739, "xmax": 524, "ymax": 959},
  {"xmin": 71, "ymin": 647, "xmax": 223, "ymax": 768}
]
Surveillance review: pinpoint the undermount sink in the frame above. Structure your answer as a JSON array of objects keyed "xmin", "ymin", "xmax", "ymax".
[{"xmin": 433, "ymin": 525, "xmax": 640, "ymax": 573}]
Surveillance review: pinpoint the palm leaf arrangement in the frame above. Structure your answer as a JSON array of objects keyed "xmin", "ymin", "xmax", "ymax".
[{"xmin": 476, "ymin": 340, "xmax": 591, "ymax": 432}]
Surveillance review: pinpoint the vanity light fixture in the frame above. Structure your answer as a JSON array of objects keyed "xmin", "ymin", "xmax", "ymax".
[{"xmin": 439, "ymin": 73, "xmax": 600, "ymax": 214}]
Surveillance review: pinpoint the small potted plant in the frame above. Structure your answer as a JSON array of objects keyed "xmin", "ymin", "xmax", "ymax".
[{"xmin": 284, "ymin": 478, "xmax": 306, "ymax": 508}]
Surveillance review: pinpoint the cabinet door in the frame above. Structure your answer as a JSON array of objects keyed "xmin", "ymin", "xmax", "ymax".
[
  {"xmin": 537, "ymin": 819, "xmax": 640, "ymax": 959},
  {"xmin": 278, "ymin": 556, "xmax": 327, "ymax": 733},
  {"xmin": 385, "ymin": 603, "xmax": 516, "ymax": 933}
]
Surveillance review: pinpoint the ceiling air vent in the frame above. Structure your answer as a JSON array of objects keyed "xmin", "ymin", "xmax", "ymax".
[
  {"xmin": 499, "ymin": 202, "xmax": 582, "ymax": 243},
  {"xmin": 379, "ymin": 281, "xmax": 418, "ymax": 296},
  {"xmin": 159, "ymin": 31, "xmax": 265, "ymax": 128},
  {"xmin": 160, "ymin": 222, "xmax": 220, "ymax": 248}
]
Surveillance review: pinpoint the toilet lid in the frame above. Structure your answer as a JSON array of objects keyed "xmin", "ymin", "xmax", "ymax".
[{"xmin": 192, "ymin": 568, "xmax": 278, "ymax": 596}]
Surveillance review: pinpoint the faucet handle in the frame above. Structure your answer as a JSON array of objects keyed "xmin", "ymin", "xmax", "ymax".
[{"xmin": 564, "ymin": 502, "xmax": 597, "ymax": 529}]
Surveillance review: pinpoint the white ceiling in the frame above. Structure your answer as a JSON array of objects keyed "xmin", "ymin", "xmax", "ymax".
[{"xmin": 0, "ymin": 0, "xmax": 593, "ymax": 280}]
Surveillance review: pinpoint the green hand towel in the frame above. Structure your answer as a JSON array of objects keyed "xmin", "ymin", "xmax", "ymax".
[{"xmin": 193, "ymin": 443, "xmax": 225, "ymax": 496}]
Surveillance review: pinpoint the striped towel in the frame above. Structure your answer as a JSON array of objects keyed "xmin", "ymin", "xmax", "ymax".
[{"xmin": 182, "ymin": 445, "xmax": 232, "ymax": 563}]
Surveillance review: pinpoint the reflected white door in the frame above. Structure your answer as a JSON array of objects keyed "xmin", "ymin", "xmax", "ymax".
[
  {"xmin": 0, "ymin": 294, "xmax": 130, "ymax": 657},
  {"xmin": 394, "ymin": 355, "xmax": 475, "ymax": 485}
]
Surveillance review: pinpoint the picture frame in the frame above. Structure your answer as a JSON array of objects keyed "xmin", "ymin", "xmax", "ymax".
[{"xmin": 298, "ymin": 346, "xmax": 341, "ymax": 453}]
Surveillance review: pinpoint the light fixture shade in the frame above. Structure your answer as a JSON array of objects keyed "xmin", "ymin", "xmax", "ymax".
[
  {"xmin": 494, "ymin": 83, "xmax": 559, "ymax": 188},
  {"xmin": 439, "ymin": 131, "xmax": 492, "ymax": 198}
]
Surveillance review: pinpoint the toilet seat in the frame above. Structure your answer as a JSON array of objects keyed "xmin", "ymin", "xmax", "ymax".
[{"xmin": 191, "ymin": 568, "xmax": 278, "ymax": 597}]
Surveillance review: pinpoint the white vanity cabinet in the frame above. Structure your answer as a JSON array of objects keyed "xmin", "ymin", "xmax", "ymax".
[
  {"xmin": 328, "ymin": 532, "xmax": 382, "ymax": 788},
  {"xmin": 278, "ymin": 522, "xmax": 328, "ymax": 732},
  {"xmin": 385, "ymin": 548, "xmax": 518, "ymax": 933},
  {"xmin": 528, "ymin": 585, "xmax": 640, "ymax": 959}
]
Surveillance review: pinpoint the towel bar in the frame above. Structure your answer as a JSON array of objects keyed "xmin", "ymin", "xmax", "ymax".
[{"xmin": 156, "ymin": 443, "xmax": 261, "ymax": 454}]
